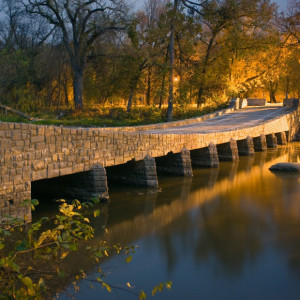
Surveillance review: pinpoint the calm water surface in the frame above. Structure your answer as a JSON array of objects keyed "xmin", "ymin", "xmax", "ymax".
[{"xmin": 37, "ymin": 143, "xmax": 300, "ymax": 300}]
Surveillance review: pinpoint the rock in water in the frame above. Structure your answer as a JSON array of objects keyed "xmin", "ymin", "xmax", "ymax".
[{"xmin": 269, "ymin": 163, "xmax": 300, "ymax": 172}]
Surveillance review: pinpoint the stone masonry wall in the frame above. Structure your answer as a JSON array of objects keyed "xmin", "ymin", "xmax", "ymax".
[{"xmin": 0, "ymin": 101, "xmax": 299, "ymax": 221}]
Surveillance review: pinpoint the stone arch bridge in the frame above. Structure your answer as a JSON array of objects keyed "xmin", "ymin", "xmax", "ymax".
[{"xmin": 0, "ymin": 99, "xmax": 299, "ymax": 221}]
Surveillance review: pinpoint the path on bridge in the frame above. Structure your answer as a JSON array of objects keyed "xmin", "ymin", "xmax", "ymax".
[{"xmin": 143, "ymin": 105, "xmax": 290, "ymax": 134}]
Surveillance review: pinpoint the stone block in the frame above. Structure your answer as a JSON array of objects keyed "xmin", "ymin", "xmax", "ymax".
[
  {"xmin": 106, "ymin": 154, "xmax": 158, "ymax": 188},
  {"xmin": 266, "ymin": 134, "xmax": 278, "ymax": 149},
  {"xmin": 283, "ymin": 98, "xmax": 299, "ymax": 107},
  {"xmin": 190, "ymin": 143, "xmax": 219, "ymax": 168},
  {"xmin": 253, "ymin": 134, "xmax": 267, "ymax": 151},
  {"xmin": 237, "ymin": 136, "xmax": 255, "ymax": 156},
  {"xmin": 217, "ymin": 139, "xmax": 239, "ymax": 161},
  {"xmin": 156, "ymin": 148, "xmax": 193, "ymax": 176},
  {"xmin": 247, "ymin": 98, "xmax": 267, "ymax": 106},
  {"xmin": 275, "ymin": 132, "xmax": 287, "ymax": 145},
  {"xmin": 285, "ymin": 131, "xmax": 290, "ymax": 142}
]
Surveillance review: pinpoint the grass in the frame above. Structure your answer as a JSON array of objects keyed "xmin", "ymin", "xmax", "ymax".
[{"xmin": 0, "ymin": 103, "xmax": 228, "ymax": 128}]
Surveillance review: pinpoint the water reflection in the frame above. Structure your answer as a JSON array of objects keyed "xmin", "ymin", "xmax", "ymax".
[{"xmin": 55, "ymin": 143, "xmax": 300, "ymax": 300}]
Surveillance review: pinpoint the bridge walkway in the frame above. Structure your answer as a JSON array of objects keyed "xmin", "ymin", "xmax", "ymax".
[{"xmin": 143, "ymin": 105, "xmax": 291, "ymax": 134}]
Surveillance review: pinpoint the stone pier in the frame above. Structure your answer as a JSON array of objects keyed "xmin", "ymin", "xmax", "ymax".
[
  {"xmin": 266, "ymin": 134, "xmax": 278, "ymax": 148},
  {"xmin": 0, "ymin": 182, "xmax": 31, "ymax": 223},
  {"xmin": 285, "ymin": 131, "xmax": 290, "ymax": 142},
  {"xmin": 253, "ymin": 134, "xmax": 267, "ymax": 151},
  {"xmin": 217, "ymin": 139, "xmax": 239, "ymax": 161},
  {"xmin": 106, "ymin": 155, "xmax": 158, "ymax": 188},
  {"xmin": 237, "ymin": 137, "xmax": 255, "ymax": 156},
  {"xmin": 32, "ymin": 164, "xmax": 109, "ymax": 202},
  {"xmin": 156, "ymin": 148, "xmax": 193, "ymax": 176},
  {"xmin": 190, "ymin": 143, "xmax": 219, "ymax": 168},
  {"xmin": 275, "ymin": 132, "xmax": 287, "ymax": 145}
]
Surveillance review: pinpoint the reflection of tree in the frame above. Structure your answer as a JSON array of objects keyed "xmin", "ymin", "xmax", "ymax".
[
  {"xmin": 243, "ymin": 156, "xmax": 255, "ymax": 173},
  {"xmin": 194, "ymin": 197, "xmax": 266, "ymax": 275},
  {"xmin": 253, "ymin": 151, "xmax": 267, "ymax": 168},
  {"xmin": 266, "ymin": 174, "xmax": 300, "ymax": 277},
  {"xmin": 208, "ymin": 168, "xmax": 219, "ymax": 188},
  {"xmin": 157, "ymin": 178, "xmax": 193, "ymax": 273},
  {"xmin": 217, "ymin": 161, "xmax": 239, "ymax": 182},
  {"xmin": 149, "ymin": 148, "xmax": 300, "ymax": 278}
]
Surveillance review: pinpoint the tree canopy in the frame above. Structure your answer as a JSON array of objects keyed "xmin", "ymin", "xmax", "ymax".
[{"xmin": 0, "ymin": 0, "xmax": 299, "ymax": 116}]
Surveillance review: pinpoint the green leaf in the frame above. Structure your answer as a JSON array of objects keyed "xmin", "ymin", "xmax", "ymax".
[
  {"xmin": 16, "ymin": 241, "xmax": 27, "ymax": 251},
  {"xmin": 31, "ymin": 199, "xmax": 39, "ymax": 207},
  {"xmin": 94, "ymin": 209, "xmax": 100, "ymax": 218},
  {"xmin": 91, "ymin": 198, "xmax": 100, "ymax": 204},
  {"xmin": 22, "ymin": 277, "xmax": 33, "ymax": 288}
]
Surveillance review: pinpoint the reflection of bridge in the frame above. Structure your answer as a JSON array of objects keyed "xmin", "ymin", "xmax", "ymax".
[
  {"xmin": 0, "ymin": 99, "xmax": 299, "ymax": 220},
  {"xmin": 58, "ymin": 146, "xmax": 298, "ymax": 287},
  {"xmin": 104, "ymin": 148, "xmax": 292, "ymax": 247}
]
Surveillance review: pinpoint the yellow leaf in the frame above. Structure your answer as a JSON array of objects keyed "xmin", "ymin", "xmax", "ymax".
[
  {"xmin": 22, "ymin": 277, "xmax": 33, "ymax": 288},
  {"xmin": 60, "ymin": 252, "xmax": 69, "ymax": 259},
  {"xmin": 166, "ymin": 282, "xmax": 172, "ymax": 290},
  {"xmin": 28, "ymin": 287, "xmax": 36, "ymax": 297},
  {"xmin": 152, "ymin": 286, "xmax": 158, "ymax": 296},
  {"xmin": 139, "ymin": 290, "xmax": 146, "ymax": 300},
  {"xmin": 39, "ymin": 278, "xmax": 45, "ymax": 286},
  {"xmin": 102, "ymin": 283, "xmax": 111, "ymax": 293}
]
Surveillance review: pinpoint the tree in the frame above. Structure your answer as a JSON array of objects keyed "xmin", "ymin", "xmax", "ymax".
[
  {"xmin": 0, "ymin": 0, "xmax": 54, "ymax": 110},
  {"xmin": 182, "ymin": 0, "xmax": 276, "ymax": 106},
  {"xmin": 167, "ymin": 0, "xmax": 178, "ymax": 121},
  {"xmin": 24, "ymin": 0, "xmax": 127, "ymax": 109},
  {"xmin": 279, "ymin": 0, "xmax": 300, "ymax": 45}
]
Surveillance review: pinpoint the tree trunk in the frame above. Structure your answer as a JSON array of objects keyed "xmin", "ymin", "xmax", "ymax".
[
  {"xmin": 159, "ymin": 48, "xmax": 169, "ymax": 109},
  {"xmin": 127, "ymin": 73, "xmax": 140, "ymax": 113},
  {"xmin": 73, "ymin": 67, "xmax": 84, "ymax": 110},
  {"xmin": 63, "ymin": 82, "xmax": 69, "ymax": 108},
  {"xmin": 167, "ymin": 0, "xmax": 178, "ymax": 121},
  {"xmin": 197, "ymin": 86, "xmax": 205, "ymax": 108},
  {"xmin": 197, "ymin": 35, "xmax": 215, "ymax": 107},
  {"xmin": 176, "ymin": 34, "xmax": 183, "ymax": 99},
  {"xmin": 146, "ymin": 66, "xmax": 152, "ymax": 106},
  {"xmin": 127, "ymin": 85, "xmax": 136, "ymax": 113},
  {"xmin": 285, "ymin": 76, "xmax": 290, "ymax": 99},
  {"xmin": 269, "ymin": 90, "xmax": 276, "ymax": 103},
  {"xmin": 159, "ymin": 73, "xmax": 166, "ymax": 109}
]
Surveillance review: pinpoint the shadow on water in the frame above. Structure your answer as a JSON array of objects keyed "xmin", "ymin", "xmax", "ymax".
[{"xmin": 32, "ymin": 143, "xmax": 300, "ymax": 300}]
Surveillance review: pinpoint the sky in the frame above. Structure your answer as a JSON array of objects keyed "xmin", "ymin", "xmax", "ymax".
[
  {"xmin": 273, "ymin": 0, "xmax": 288, "ymax": 11},
  {"xmin": 132, "ymin": 0, "xmax": 289, "ymax": 12}
]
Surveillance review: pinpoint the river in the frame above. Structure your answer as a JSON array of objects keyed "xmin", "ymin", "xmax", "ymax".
[{"xmin": 34, "ymin": 142, "xmax": 300, "ymax": 300}]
